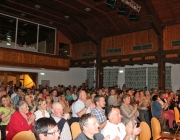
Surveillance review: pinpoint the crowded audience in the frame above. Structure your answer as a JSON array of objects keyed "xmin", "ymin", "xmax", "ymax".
[{"xmin": 0, "ymin": 83, "xmax": 179, "ymax": 140}]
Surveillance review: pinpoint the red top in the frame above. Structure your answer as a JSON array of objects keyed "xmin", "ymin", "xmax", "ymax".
[{"xmin": 5, "ymin": 111, "xmax": 33, "ymax": 140}]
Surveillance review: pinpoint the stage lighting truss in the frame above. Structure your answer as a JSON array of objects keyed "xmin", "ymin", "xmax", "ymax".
[{"xmin": 121, "ymin": 0, "xmax": 141, "ymax": 12}]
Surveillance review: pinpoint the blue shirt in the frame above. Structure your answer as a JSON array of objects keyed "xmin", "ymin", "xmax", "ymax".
[
  {"xmin": 12, "ymin": 95, "xmax": 19, "ymax": 104},
  {"xmin": 91, "ymin": 107, "xmax": 106, "ymax": 124},
  {"xmin": 152, "ymin": 100, "xmax": 163, "ymax": 118}
]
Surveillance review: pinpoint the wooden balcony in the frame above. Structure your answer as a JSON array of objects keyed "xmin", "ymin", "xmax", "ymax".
[{"xmin": 0, "ymin": 47, "xmax": 70, "ymax": 70}]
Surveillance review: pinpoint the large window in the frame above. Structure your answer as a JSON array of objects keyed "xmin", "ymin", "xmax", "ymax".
[
  {"xmin": 38, "ymin": 25, "xmax": 55, "ymax": 54},
  {"xmin": 0, "ymin": 14, "xmax": 16, "ymax": 48},
  {"xmin": 0, "ymin": 13, "xmax": 56, "ymax": 54},
  {"xmin": 17, "ymin": 20, "xmax": 38, "ymax": 51}
]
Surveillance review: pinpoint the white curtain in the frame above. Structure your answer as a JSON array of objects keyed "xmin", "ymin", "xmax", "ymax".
[
  {"xmin": 125, "ymin": 67, "xmax": 146, "ymax": 89},
  {"xmin": 103, "ymin": 68, "xmax": 119, "ymax": 87},
  {"xmin": 87, "ymin": 70, "xmax": 95, "ymax": 88},
  {"xmin": 147, "ymin": 66, "xmax": 172, "ymax": 90}
]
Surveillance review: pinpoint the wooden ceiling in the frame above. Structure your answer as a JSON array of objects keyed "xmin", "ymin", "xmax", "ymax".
[{"xmin": 0, "ymin": 0, "xmax": 180, "ymax": 44}]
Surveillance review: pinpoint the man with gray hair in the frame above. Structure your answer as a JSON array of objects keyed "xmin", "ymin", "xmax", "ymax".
[{"xmin": 50, "ymin": 102, "xmax": 72, "ymax": 140}]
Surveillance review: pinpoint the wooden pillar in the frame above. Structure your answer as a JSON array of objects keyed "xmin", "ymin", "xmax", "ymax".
[
  {"xmin": 96, "ymin": 43, "xmax": 103, "ymax": 89},
  {"xmin": 3, "ymin": 73, "xmax": 8, "ymax": 87},
  {"xmin": 158, "ymin": 36, "xmax": 165, "ymax": 90},
  {"xmin": 16, "ymin": 75, "xmax": 20, "ymax": 87}
]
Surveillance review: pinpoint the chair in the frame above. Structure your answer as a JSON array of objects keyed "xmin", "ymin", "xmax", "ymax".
[
  {"xmin": 70, "ymin": 122, "xmax": 81, "ymax": 140},
  {"xmin": 174, "ymin": 107, "xmax": 180, "ymax": 135},
  {"xmin": 12, "ymin": 131, "xmax": 36, "ymax": 140},
  {"xmin": 151, "ymin": 117, "xmax": 174, "ymax": 140},
  {"xmin": 139, "ymin": 122, "xmax": 151, "ymax": 140}
]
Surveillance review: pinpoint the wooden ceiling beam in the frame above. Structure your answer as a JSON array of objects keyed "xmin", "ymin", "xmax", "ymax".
[{"xmin": 142, "ymin": 0, "xmax": 163, "ymax": 36}]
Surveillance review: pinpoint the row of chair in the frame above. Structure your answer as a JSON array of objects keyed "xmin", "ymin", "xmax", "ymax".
[{"xmin": 10, "ymin": 107, "xmax": 180, "ymax": 140}]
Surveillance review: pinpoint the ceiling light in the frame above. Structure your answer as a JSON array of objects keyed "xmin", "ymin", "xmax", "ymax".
[
  {"xmin": 9, "ymin": 20, "xmax": 14, "ymax": 23},
  {"xmin": 106, "ymin": 0, "xmax": 117, "ymax": 9},
  {"xmin": 85, "ymin": 8, "xmax": 91, "ymax": 12},
  {"xmin": 118, "ymin": 3, "xmax": 129, "ymax": 15},
  {"xmin": 129, "ymin": 11, "xmax": 139, "ymax": 21},
  {"xmin": 64, "ymin": 16, "xmax": 69, "ymax": 19},
  {"xmin": 21, "ymin": 13, "xmax": 25, "ymax": 16},
  {"xmin": 35, "ymin": 5, "xmax": 40, "ymax": 9},
  {"xmin": 49, "ymin": 22, "xmax": 53, "ymax": 24}
]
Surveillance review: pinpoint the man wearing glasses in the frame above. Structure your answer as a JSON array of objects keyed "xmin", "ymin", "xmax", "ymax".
[{"xmin": 34, "ymin": 117, "xmax": 60, "ymax": 140}]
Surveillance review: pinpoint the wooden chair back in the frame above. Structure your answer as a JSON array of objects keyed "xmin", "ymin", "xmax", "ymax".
[
  {"xmin": 70, "ymin": 122, "xmax": 81, "ymax": 140},
  {"xmin": 151, "ymin": 117, "xmax": 161, "ymax": 140},
  {"xmin": 12, "ymin": 131, "xmax": 36, "ymax": 140},
  {"xmin": 139, "ymin": 122, "xmax": 151, "ymax": 140}
]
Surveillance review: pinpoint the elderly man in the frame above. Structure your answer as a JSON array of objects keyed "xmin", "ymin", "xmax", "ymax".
[
  {"xmin": 70, "ymin": 90, "xmax": 91, "ymax": 125},
  {"xmin": 50, "ymin": 102, "xmax": 72, "ymax": 140},
  {"xmin": 101, "ymin": 106, "xmax": 141, "ymax": 140},
  {"xmin": 75, "ymin": 113, "xmax": 105, "ymax": 140}
]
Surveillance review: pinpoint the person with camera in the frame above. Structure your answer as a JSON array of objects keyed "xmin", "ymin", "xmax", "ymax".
[{"xmin": 120, "ymin": 94, "xmax": 139, "ymax": 126}]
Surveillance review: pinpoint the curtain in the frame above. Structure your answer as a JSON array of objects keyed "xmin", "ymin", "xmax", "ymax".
[
  {"xmin": 148, "ymin": 67, "xmax": 158, "ymax": 91},
  {"xmin": 148, "ymin": 66, "xmax": 172, "ymax": 90},
  {"xmin": 125, "ymin": 67, "xmax": 146, "ymax": 89},
  {"xmin": 87, "ymin": 69, "xmax": 95, "ymax": 88},
  {"xmin": 165, "ymin": 66, "xmax": 172, "ymax": 90},
  {"xmin": 103, "ymin": 69, "xmax": 119, "ymax": 87}
]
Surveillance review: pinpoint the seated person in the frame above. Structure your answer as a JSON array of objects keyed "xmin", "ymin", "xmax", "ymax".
[
  {"xmin": 75, "ymin": 113, "xmax": 105, "ymax": 140},
  {"xmin": 152, "ymin": 95, "xmax": 175, "ymax": 133},
  {"xmin": 34, "ymin": 98, "xmax": 50, "ymax": 121},
  {"xmin": 6, "ymin": 100, "xmax": 35, "ymax": 140},
  {"xmin": 34, "ymin": 117, "xmax": 60, "ymax": 140}
]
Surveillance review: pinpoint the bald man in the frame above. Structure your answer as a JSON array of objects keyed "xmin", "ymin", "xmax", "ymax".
[
  {"xmin": 70, "ymin": 90, "xmax": 91, "ymax": 125},
  {"xmin": 50, "ymin": 102, "xmax": 72, "ymax": 140}
]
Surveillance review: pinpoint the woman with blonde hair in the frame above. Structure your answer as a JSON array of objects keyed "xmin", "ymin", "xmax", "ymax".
[
  {"xmin": 25, "ymin": 93, "xmax": 37, "ymax": 114},
  {"xmin": 0, "ymin": 95, "xmax": 15, "ymax": 140},
  {"xmin": 46, "ymin": 94, "xmax": 53, "ymax": 114},
  {"xmin": 34, "ymin": 98, "xmax": 50, "ymax": 121}
]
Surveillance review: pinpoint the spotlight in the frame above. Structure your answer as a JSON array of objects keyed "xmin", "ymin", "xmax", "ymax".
[
  {"xmin": 118, "ymin": 3, "xmax": 129, "ymax": 15},
  {"xmin": 106, "ymin": 0, "xmax": 117, "ymax": 9},
  {"xmin": 129, "ymin": 11, "xmax": 139, "ymax": 21}
]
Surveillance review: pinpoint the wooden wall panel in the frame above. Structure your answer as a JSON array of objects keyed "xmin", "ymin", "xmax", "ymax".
[
  {"xmin": 71, "ymin": 41, "xmax": 97, "ymax": 60},
  {"xmin": 163, "ymin": 24, "xmax": 180, "ymax": 50},
  {"xmin": 0, "ymin": 47, "xmax": 69, "ymax": 70},
  {"xmin": 101, "ymin": 29, "xmax": 158, "ymax": 57},
  {"xmin": 56, "ymin": 30, "xmax": 71, "ymax": 55}
]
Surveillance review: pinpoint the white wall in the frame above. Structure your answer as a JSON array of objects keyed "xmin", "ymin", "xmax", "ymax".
[
  {"xmin": 0, "ymin": 66, "xmax": 87, "ymax": 87},
  {"xmin": 0, "ymin": 63, "xmax": 180, "ymax": 92},
  {"xmin": 38, "ymin": 68, "xmax": 87, "ymax": 87}
]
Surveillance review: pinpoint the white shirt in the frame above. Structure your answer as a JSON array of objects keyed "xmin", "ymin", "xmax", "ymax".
[
  {"xmin": 101, "ymin": 121, "xmax": 127, "ymax": 140},
  {"xmin": 72, "ymin": 94, "xmax": 77, "ymax": 101},
  {"xmin": 34, "ymin": 110, "xmax": 50, "ymax": 121},
  {"xmin": 11, "ymin": 92, "xmax": 17, "ymax": 100},
  {"xmin": 72, "ymin": 99, "xmax": 91, "ymax": 117}
]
